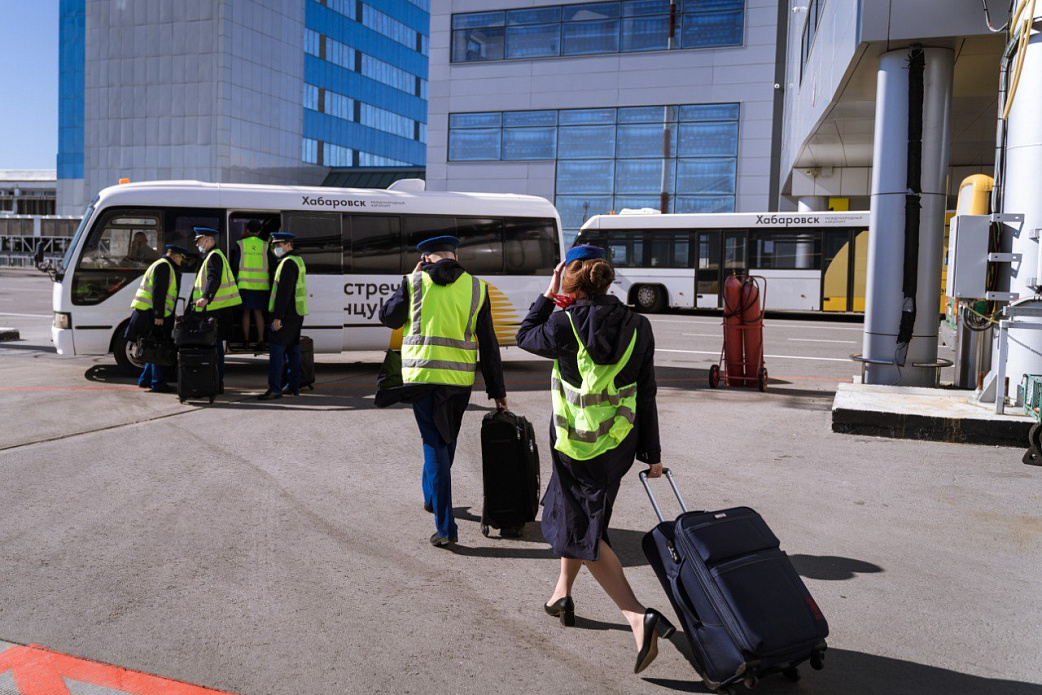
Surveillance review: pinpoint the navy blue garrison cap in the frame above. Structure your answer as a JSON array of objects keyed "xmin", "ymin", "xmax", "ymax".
[
  {"xmin": 165, "ymin": 244, "xmax": 192, "ymax": 256},
  {"xmin": 565, "ymin": 244, "xmax": 607, "ymax": 265},
  {"xmin": 417, "ymin": 235, "xmax": 460, "ymax": 254},
  {"xmin": 192, "ymin": 226, "xmax": 219, "ymax": 238},
  {"xmin": 269, "ymin": 232, "xmax": 296, "ymax": 242}
]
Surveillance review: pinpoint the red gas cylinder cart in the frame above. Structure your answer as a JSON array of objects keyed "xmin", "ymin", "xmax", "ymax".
[{"xmin": 708, "ymin": 274, "xmax": 768, "ymax": 392}]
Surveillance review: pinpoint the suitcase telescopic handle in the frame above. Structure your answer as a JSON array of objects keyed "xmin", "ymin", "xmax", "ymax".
[{"xmin": 639, "ymin": 468, "xmax": 688, "ymax": 523}]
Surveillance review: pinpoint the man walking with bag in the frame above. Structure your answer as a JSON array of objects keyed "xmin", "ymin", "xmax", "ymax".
[
  {"xmin": 379, "ymin": 235, "xmax": 507, "ymax": 548},
  {"xmin": 125, "ymin": 244, "xmax": 190, "ymax": 392}
]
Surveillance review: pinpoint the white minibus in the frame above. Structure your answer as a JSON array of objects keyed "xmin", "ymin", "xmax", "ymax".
[{"xmin": 51, "ymin": 180, "xmax": 563, "ymax": 371}]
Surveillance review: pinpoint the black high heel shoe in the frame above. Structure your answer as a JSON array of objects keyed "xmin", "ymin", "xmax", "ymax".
[
  {"xmin": 544, "ymin": 596, "xmax": 575, "ymax": 627},
  {"xmin": 634, "ymin": 608, "xmax": 676, "ymax": 674}
]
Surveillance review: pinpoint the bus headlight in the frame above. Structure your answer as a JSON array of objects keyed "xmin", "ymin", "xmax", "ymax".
[{"xmin": 53, "ymin": 312, "xmax": 71, "ymax": 329}]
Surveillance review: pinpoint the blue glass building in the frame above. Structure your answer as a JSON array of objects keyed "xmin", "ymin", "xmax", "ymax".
[{"xmin": 56, "ymin": 0, "xmax": 429, "ymax": 214}]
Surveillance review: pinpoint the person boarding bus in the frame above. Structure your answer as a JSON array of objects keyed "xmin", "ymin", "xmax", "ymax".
[
  {"xmin": 232, "ymin": 219, "xmax": 272, "ymax": 349},
  {"xmin": 124, "ymin": 244, "xmax": 190, "ymax": 392},
  {"xmin": 192, "ymin": 226, "xmax": 242, "ymax": 393},
  {"xmin": 378, "ymin": 235, "xmax": 508, "ymax": 548},
  {"xmin": 260, "ymin": 232, "xmax": 308, "ymax": 400}
]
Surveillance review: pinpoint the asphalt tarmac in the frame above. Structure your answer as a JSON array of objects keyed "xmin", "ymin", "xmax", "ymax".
[{"xmin": 0, "ymin": 269, "xmax": 1039, "ymax": 695}]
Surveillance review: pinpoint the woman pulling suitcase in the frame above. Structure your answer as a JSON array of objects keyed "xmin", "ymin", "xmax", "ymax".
[{"xmin": 516, "ymin": 245, "xmax": 675, "ymax": 674}]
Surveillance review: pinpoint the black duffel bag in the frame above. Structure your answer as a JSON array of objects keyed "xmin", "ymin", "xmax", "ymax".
[
  {"xmin": 133, "ymin": 334, "xmax": 178, "ymax": 367},
  {"xmin": 172, "ymin": 308, "xmax": 218, "ymax": 347}
]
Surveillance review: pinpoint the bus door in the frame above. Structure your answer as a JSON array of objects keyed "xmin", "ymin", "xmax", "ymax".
[
  {"xmin": 226, "ymin": 212, "xmax": 280, "ymax": 345},
  {"xmin": 821, "ymin": 229, "xmax": 853, "ymax": 312},
  {"xmin": 280, "ymin": 211, "xmax": 344, "ymax": 352},
  {"xmin": 694, "ymin": 230, "xmax": 721, "ymax": 308}
]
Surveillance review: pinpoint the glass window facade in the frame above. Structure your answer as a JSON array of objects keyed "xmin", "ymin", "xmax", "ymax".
[
  {"xmin": 58, "ymin": 0, "xmax": 86, "ymax": 180},
  {"xmin": 304, "ymin": 0, "xmax": 428, "ymax": 167},
  {"xmin": 452, "ymin": 0, "xmax": 743, "ymax": 63},
  {"xmin": 449, "ymin": 104, "xmax": 740, "ymax": 238}
]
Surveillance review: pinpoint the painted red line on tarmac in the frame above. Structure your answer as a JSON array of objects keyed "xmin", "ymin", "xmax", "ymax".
[{"xmin": 0, "ymin": 644, "xmax": 239, "ymax": 695}]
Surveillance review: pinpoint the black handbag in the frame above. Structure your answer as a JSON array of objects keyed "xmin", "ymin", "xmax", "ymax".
[
  {"xmin": 374, "ymin": 349, "xmax": 404, "ymax": 408},
  {"xmin": 133, "ymin": 334, "xmax": 177, "ymax": 367},
  {"xmin": 172, "ymin": 307, "xmax": 218, "ymax": 347}
]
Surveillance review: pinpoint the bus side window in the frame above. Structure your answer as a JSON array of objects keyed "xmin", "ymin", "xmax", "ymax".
[
  {"xmin": 72, "ymin": 209, "xmax": 162, "ymax": 306},
  {"xmin": 401, "ymin": 216, "xmax": 456, "ymax": 271},
  {"xmin": 282, "ymin": 212, "xmax": 342, "ymax": 274},
  {"xmin": 347, "ymin": 215, "xmax": 402, "ymax": 275},
  {"xmin": 504, "ymin": 217, "xmax": 559, "ymax": 275},
  {"xmin": 456, "ymin": 217, "xmax": 504, "ymax": 274},
  {"xmin": 166, "ymin": 208, "xmax": 223, "ymax": 274}
]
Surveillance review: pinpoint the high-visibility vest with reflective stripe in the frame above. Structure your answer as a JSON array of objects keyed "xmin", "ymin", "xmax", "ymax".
[
  {"xmin": 192, "ymin": 249, "xmax": 242, "ymax": 310},
  {"xmin": 269, "ymin": 255, "xmax": 308, "ymax": 316},
  {"xmin": 401, "ymin": 270, "xmax": 487, "ymax": 387},
  {"xmin": 130, "ymin": 257, "xmax": 177, "ymax": 317},
  {"xmin": 236, "ymin": 236, "xmax": 271, "ymax": 291},
  {"xmin": 551, "ymin": 312, "xmax": 638, "ymax": 461}
]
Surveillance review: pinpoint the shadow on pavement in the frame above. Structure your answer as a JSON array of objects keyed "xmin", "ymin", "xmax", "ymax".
[
  {"xmin": 646, "ymin": 647, "xmax": 1042, "ymax": 694},
  {"xmin": 84, "ymin": 364, "xmax": 136, "ymax": 383},
  {"xmin": 0, "ymin": 342, "xmax": 57, "ymax": 354},
  {"xmin": 788, "ymin": 554, "xmax": 884, "ymax": 581}
]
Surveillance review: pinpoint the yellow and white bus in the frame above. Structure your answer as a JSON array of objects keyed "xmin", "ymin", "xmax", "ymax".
[
  {"xmin": 573, "ymin": 209, "xmax": 871, "ymax": 313},
  {"xmin": 51, "ymin": 180, "xmax": 563, "ymax": 371}
]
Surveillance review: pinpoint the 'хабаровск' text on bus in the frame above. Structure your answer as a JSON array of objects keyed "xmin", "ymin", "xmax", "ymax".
[
  {"xmin": 573, "ymin": 208, "xmax": 871, "ymax": 313},
  {"xmin": 51, "ymin": 180, "xmax": 563, "ymax": 372}
]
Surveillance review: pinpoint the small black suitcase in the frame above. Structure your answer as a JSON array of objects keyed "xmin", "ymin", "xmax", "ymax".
[
  {"xmin": 641, "ymin": 470, "xmax": 828, "ymax": 694},
  {"xmin": 178, "ymin": 346, "xmax": 219, "ymax": 404},
  {"xmin": 480, "ymin": 409, "xmax": 540, "ymax": 538},
  {"xmin": 299, "ymin": 335, "xmax": 315, "ymax": 390}
]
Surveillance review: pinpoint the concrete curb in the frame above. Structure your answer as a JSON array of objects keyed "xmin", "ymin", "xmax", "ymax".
[
  {"xmin": 0, "ymin": 327, "xmax": 20, "ymax": 342},
  {"xmin": 831, "ymin": 382, "xmax": 1032, "ymax": 447}
]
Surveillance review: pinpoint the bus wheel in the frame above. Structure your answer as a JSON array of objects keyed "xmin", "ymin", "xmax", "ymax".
[
  {"xmin": 634, "ymin": 285, "xmax": 665, "ymax": 313},
  {"xmin": 112, "ymin": 327, "xmax": 144, "ymax": 376}
]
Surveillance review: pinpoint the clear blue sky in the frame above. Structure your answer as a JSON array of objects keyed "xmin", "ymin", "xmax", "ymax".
[{"xmin": 0, "ymin": 1, "xmax": 58, "ymax": 170}]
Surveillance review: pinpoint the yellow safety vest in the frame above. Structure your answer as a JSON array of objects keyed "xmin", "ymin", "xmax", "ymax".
[
  {"xmin": 236, "ymin": 236, "xmax": 271, "ymax": 291},
  {"xmin": 130, "ymin": 257, "xmax": 177, "ymax": 317},
  {"xmin": 401, "ymin": 270, "xmax": 487, "ymax": 387},
  {"xmin": 551, "ymin": 312, "xmax": 638, "ymax": 461},
  {"xmin": 269, "ymin": 255, "xmax": 308, "ymax": 316},
  {"xmin": 192, "ymin": 249, "xmax": 242, "ymax": 310}
]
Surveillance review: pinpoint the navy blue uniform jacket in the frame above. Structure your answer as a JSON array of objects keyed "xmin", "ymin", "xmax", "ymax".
[
  {"xmin": 516, "ymin": 293, "xmax": 661, "ymax": 464},
  {"xmin": 268, "ymin": 252, "xmax": 305, "ymax": 346}
]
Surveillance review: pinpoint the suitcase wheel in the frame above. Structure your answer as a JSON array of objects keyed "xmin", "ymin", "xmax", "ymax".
[
  {"xmin": 308, "ymin": 384, "xmax": 315, "ymax": 391},
  {"xmin": 209, "ymin": 396, "xmax": 215, "ymax": 404},
  {"xmin": 810, "ymin": 652, "xmax": 825, "ymax": 670},
  {"xmin": 742, "ymin": 675, "xmax": 758, "ymax": 689},
  {"xmin": 480, "ymin": 523, "xmax": 490, "ymax": 538},
  {"xmin": 179, "ymin": 398, "xmax": 185, "ymax": 404},
  {"xmin": 782, "ymin": 667, "xmax": 800, "ymax": 682},
  {"xmin": 501, "ymin": 526, "xmax": 523, "ymax": 539}
]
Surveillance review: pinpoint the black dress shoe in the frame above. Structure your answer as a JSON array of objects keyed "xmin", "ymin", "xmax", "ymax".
[
  {"xmin": 544, "ymin": 596, "xmax": 575, "ymax": 627},
  {"xmin": 634, "ymin": 608, "xmax": 676, "ymax": 674},
  {"xmin": 258, "ymin": 390, "xmax": 283, "ymax": 401}
]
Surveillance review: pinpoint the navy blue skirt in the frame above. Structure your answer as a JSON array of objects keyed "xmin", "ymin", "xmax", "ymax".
[
  {"xmin": 541, "ymin": 421, "xmax": 638, "ymax": 562},
  {"xmin": 240, "ymin": 289, "xmax": 269, "ymax": 310}
]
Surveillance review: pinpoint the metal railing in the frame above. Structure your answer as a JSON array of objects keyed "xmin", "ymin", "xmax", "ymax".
[{"xmin": 0, "ymin": 214, "xmax": 80, "ymax": 268}]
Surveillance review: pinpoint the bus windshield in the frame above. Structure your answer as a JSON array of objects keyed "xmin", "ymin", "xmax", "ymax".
[{"xmin": 60, "ymin": 205, "xmax": 94, "ymax": 277}]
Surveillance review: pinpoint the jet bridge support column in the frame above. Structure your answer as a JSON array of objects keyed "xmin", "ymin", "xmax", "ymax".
[{"xmin": 862, "ymin": 47, "xmax": 953, "ymax": 386}]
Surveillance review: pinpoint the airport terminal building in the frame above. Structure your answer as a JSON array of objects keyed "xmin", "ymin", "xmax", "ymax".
[
  {"xmin": 57, "ymin": 0, "xmax": 430, "ymax": 215},
  {"xmin": 424, "ymin": 0, "xmax": 786, "ymax": 241}
]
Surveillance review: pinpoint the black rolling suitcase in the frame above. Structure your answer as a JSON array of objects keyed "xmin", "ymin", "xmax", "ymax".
[
  {"xmin": 178, "ymin": 347, "xmax": 219, "ymax": 404},
  {"xmin": 640, "ymin": 469, "xmax": 828, "ymax": 694},
  {"xmin": 298, "ymin": 335, "xmax": 315, "ymax": 390},
  {"xmin": 480, "ymin": 409, "xmax": 540, "ymax": 538}
]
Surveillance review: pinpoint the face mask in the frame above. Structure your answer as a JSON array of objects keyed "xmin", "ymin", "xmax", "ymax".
[
  {"xmin": 197, "ymin": 245, "xmax": 207, "ymax": 254},
  {"xmin": 273, "ymin": 247, "xmax": 286, "ymax": 258}
]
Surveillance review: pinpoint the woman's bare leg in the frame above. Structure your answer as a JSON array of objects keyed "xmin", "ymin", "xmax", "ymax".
[
  {"xmin": 584, "ymin": 540, "xmax": 646, "ymax": 649},
  {"xmin": 548, "ymin": 558, "xmax": 582, "ymax": 604}
]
